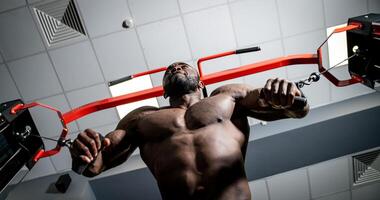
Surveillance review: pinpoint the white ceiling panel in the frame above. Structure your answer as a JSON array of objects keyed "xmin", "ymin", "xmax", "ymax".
[
  {"xmin": 277, "ymin": 0, "xmax": 324, "ymax": 37},
  {"xmin": 230, "ymin": 0, "xmax": 281, "ymax": 47},
  {"xmin": 44, "ymin": 136, "xmax": 72, "ymax": 172},
  {"xmin": 299, "ymin": 76, "xmax": 331, "ymax": 108},
  {"xmin": 76, "ymin": 0, "xmax": 131, "ymax": 37},
  {"xmin": 241, "ymin": 40, "xmax": 286, "ymax": 88},
  {"xmin": 369, "ymin": 0, "xmax": 380, "ymax": 13},
  {"xmin": 66, "ymin": 84, "xmax": 119, "ymax": 130},
  {"xmin": 0, "ymin": 0, "xmax": 26, "ymax": 13},
  {"xmin": 184, "ymin": 5, "xmax": 236, "ymax": 58},
  {"xmin": 137, "ymin": 17, "xmax": 192, "ymax": 68},
  {"xmin": 29, "ymin": 94, "xmax": 79, "ymax": 138},
  {"xmin": 329, "ymin": 66, "xmax": 374, "ymax": 102},
  {"xmin": 8, "ymin": 53, "xmax": 62, "ymax": 101},
  {"xmin": 0, "ymin": 64, "xmax": 21, "ymax": 102},
  {"xmin": 308, "ymin": 157, "xmax": 350, "ymax": 199},
  {"xmin": 128, "ymin": 0, "xmax": 179, "ymax": 25},
  {"xmin": 0, "ymin": 7, "xmax": 45, "ymax": 61},
  {"xmin": 352, "ymin": 181, "xmax": 380, "ymax": 200},
  {"xmin": 49, "ymin": 41, "xmax": 104, "ymax": 91},
  {"xmin": 92, "ymin": 30, "xmax": 147, "ymax": 81},
  {"xmin": 283, "ymin": 29, "xmax": 326, "ymax": 80},
  {"xmin": 23, "ymin": 157, "xmax": 56, "ymax": 181},
  {"xmin": 249, "ymin": 179, "xmax": 269, "ymax": 200},
  {"xmin": 178, "ymin": 0, "xmax": 227, "ymax": 13},
  {"xmin": 156, "ymin": 96, "xmax": 170, "ymax": 108},
  {"xmin": 324, "ymin": 0, "xmax": 368, "ymax": 27},
  {"xmin": 201, "ymin": 55, "xmax": 240, "ymax": 74},
  {"xmin": 315, "ymin": 191, "xmax": 350, "ymax": 200},
  {"xmin": 267, "ymin": 169, "xmax": 310, "ymax": 200},
  {"xmin": 90, "ymin": 123, "xmax": 118, "ymax": 136}
]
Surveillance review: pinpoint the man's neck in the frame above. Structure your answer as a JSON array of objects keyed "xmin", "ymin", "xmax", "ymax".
[{"xmin": 169, "ymin": 92, "xmax": 201, "ymax": 109}]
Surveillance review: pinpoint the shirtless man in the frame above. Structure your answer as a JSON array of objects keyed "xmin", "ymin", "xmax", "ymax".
[{"xmin": 70, "ymin": 62, "xmax": 309, "ymax": 200}]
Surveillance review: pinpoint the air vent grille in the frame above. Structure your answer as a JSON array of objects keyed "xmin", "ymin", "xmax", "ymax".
[
  {"xmin": 33, "ymin": 0, "xmax": 86, "ymax": 46},
  {"xmin": 352, "ymin": 149, "xmax": 380, "ymax": 186}
]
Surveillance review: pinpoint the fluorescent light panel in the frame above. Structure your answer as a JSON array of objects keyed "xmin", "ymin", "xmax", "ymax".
[{"xmin": 109, "ymin": 75, "xmax": 159, "ymax": 119}]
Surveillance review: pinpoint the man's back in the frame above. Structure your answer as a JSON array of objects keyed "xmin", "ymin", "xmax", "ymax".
[{"xmin": 135, "ymin": 93, "xmax": 251, "ymax": 199}]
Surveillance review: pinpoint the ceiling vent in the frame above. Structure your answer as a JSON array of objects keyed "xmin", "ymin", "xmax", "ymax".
[
  {"xmin": 352, "ymin": 149, "xmax": 380, "ymax": 186},
  {"xmin": 33, "ymin": 0, "xmax": 86, "ymax": 46}
]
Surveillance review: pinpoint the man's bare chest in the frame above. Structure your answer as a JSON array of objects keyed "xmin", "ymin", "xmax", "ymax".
[{"xmin": 136, "ymin": 95, "xmax": 237, "ymax": 140}]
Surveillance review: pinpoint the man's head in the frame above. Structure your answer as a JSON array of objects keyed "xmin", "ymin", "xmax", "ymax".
[{"xmin": 162, "ymin": 62, "xmax": 204, "ymax": 99}]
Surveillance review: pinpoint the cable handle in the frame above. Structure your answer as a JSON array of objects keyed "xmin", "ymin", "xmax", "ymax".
[
  {"xmin": 259, "ymin": 85, "xmax": 307, "ymax": 108},
  {"xmin": 72, "ymin": 134, "xmax": 106, "ymax": 175}
]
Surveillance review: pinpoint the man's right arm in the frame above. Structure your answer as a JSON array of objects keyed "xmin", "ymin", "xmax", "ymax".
[{"xmin": 70, "ymin": 106, "xmax": 155, "ymax": 177}]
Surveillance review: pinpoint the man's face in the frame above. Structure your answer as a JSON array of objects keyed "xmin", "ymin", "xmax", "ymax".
[{"xmin": 162, "ymin": 62, "xmax": 200, "ymax": 98}]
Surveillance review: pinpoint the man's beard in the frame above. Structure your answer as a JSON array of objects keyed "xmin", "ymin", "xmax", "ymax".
[{"xmin": 164, "ymin": 74, "xmax": 199, "ymax": 98}]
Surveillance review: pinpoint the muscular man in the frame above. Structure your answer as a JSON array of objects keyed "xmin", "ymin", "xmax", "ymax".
[{"xmin": 70, "ymin": 62, "xmax": 309, "ymax": 200}]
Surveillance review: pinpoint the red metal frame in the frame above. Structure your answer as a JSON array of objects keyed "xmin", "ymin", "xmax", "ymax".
[
  {"xmin": 10, "ymin": 24, "xmax": 365, "ymax": 162},
  {"xmin": 316, "ymin": 23, "xmax": 363, "ymax": 87},
  {"xmin": 11, "ymin": 102, "xmax": 68, "ymax": 162}
]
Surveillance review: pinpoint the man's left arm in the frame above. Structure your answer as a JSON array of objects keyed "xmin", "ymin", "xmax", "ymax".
[{"xmin": 211, "ymin": 78, "xmax": 309, "ymax": 121}]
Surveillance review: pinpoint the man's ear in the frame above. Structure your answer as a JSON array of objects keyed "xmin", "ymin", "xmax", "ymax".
[{"xmin": 198, "ymin": 81, "xmax": 205, "ymax": 89}]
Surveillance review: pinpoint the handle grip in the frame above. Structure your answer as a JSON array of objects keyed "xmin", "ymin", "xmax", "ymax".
[
  {"xmin": 108, "ymin": 75, "xmax": 133, "ymax": 87},
  {"xmin": 259, "ymin": 90, "xmax": 307, "ymax": 108},
  {"xmin": 235, "ymin": 46, "xmax": 261, "ymax": 54},
  {"xmin": 72, "ymin": 134, "xmax": 105, "ymax": 175},
  {"xmin": 293, "ymin": 96, "xmax": 307, "ymax": 108}
]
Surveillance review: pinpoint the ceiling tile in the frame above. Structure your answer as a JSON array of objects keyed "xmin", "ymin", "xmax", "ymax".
[
  {"xmin": 0, "ymin": 7, "xmax": 45, "ymax": 61},
  {"xmin": 0, "ymin": 64, "xmax": 21, "ymax": 102},
  {"xmin": 277, "ymin": 0, "xmax": 324, "ymax": 37},
  {"xmin": 184, "ymin": 5, "xmax": 236, "ymax": 58},
  {"xmin": 128, "ymin": 0, "xmax": 179, "ymax": 25},
  {"xmin": 283, "ymin": 29, "xmax": 326, "ymax": 80},
  {"xmin": 267, "ymin": 169, "xmax": 310, "ymax": 200},
  {"xmin": 27, "ymin": 0, "xmax": 44, "ymax": 4},
  {"xmin": 137, "ymin": 17, "xmax": 192, "ymax": 68},
  {"xmin": 352, "ymin": 181, "xmax": 380, "ymax": 200},
  {"xmin": 202, "ymin": 55, "xmax": 240, "ymax": 74},
  {"xmin": 156, "ymin": 96, "xmax": 170, "ymax": 108},
  {"xmin": 330, "ymin": 66, "xmax": 374, "ymax": 102},
  {"xmin": 44, "ymin": 136, "xmax": 72, "ymax": 172},
  {"xmin": 150, "ymin": 71, "xmax": 166, "ymax": 87},
  {"xmin": 315, "ymin": 191, "xmax": 350, "ymax": 200},
  {"xmin": 49, "ymin": 41, "xmax": 104, "ymax": 91},
  {"xmin": 241, "ymin": 40, "xmax": 286, "ymax": 88},
  {"xmin": 24, "ymin": 157, "xmax": 56, "ymax": 181},
  {"xmin": 90, "ymin": 123, "xmax": 118, "ymax": 136},
  {"xmin": 66, "ymin": 84, "xmax": 119, "ymax": 130},
  {"xmin": 249, "ymin": 180, "xmax": 269, "ymax": 200},
  {"xmin": 201, "ymin": 55, "xmax": 243, "ymax": 95},
  {"xmin": 369, "ymin": 0, "xmax": 380, "ymax": 13},
  {"xmin": 8, "ymin": 53, "xmax": 63, "ymax": 101},
  {"xmin": 299, "ymin": 76, "xmax": 331, "ymax": 108},
  {"xmin": 76, "ymin": 0, "xmax": 131, "ymax": 37},
  {"xmin": 0, "ymin": 0, "xmax": 26, "ymax": 13},
  {"xmin": 29, "ymin": 94, "xmax": 79, "ymax": 138},
  {"xmin": 230, "ymin": 0, "xmax": 281, "ymax": 47},
  {"xmin": 92, "ymin": 30, "xmax": 147, "ymax": 81},
  {"xmin": 308, "ymin": 157, "xmax": 350, "ymax": 199},
  {"xmin": 324, "ymin": 0, "xmax": 368, "ymax": 27},
  {"xmin": 178, "ymin": 0, "xmax": 227, "ymax": 13}
]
